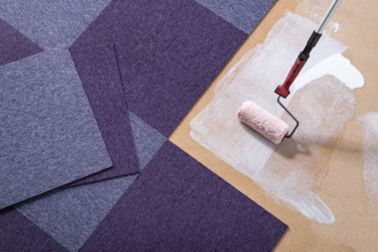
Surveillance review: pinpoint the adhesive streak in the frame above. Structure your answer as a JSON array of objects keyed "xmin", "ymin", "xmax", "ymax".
[
  {"xmin": 293, "ymin": 53, "xmax": 365, "ymax": 93},
  {"xmin": 360, "ymin": 113, "xmax": 378, "ymax": 209},
  {"xmin": 190, "ymin": 12, "xmax": 363, "ymax": 224}
]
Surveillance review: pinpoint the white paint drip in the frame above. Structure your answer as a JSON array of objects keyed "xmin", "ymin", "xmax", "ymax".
[
  {"xmin": 330, "ymin": 22, "xmax": 340, "ymax": 33},
  {"xmin": 190, "ymin": 12, "xmax": 363, "ymax": 224},
  {"xmin": 360, "ymin": 113, "xmax": 378, "ymax": 208}
]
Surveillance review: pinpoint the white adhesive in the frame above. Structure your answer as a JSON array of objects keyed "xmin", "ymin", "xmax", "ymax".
[
  {"xmin": 361, "ymin": 113, "xmax": 378, "ymax": 207},
  {"xmin": 190, "ymin": 12, "xmax": 362, "ymax": 224},
  {"xmin": 330, "ymin": 22, "xmax": 340, "ymax": 33},
  {"xmin": 293, "ymin": 53, "xmax": 365, "ymax": 93},
  {"xmin": 255, "ymin": 77, "xmax": 355, "ymax": 224}
]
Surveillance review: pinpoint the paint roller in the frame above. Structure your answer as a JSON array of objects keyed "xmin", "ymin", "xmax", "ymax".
[{"xmin": 238, "ymin": 0, "xmax": 342, "ymax": 144}]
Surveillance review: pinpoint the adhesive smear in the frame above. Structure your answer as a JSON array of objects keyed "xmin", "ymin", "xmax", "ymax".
[
  {"xmin": 190, "ymin": 12, "xmax": 364, "ymax": 224},
  {"xmin": 361, "ymin": 113, "xmax": 378, "ymax": 210}
]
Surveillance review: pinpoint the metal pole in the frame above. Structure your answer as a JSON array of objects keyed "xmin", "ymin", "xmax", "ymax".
[{"xmin": 316, "ymin": 0, "xmax": 342, "ymax": 34}]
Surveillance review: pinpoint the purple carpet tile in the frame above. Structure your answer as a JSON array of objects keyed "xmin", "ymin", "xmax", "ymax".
[
  {"xmin": 81, "ymin": 141, "xmax": 287, "ymax": 252},
  {"xmin": 69, "ymin": 44, "xmax": 139, "ymax": 185},
  {"xmin": 0, "ymin": 18, "xmax": 42, "ymax": 66},
  {"xmin": 70, "ymin": 0, "xmax": 248, "ymax": 136},
  {"xmin": 0, "ymin": 208, "xmax": 67, "ymax": 252}
]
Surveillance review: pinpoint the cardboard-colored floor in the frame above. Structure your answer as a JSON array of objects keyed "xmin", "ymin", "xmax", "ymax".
[{"xmin": 171, "ymin": 0, "xmax": 378, "ymax": 251}]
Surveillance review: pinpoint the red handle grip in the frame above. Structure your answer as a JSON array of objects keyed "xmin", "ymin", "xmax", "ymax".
[{"xmin": 275, "ymin": 57, "xmax": 307, "ymax": 98}]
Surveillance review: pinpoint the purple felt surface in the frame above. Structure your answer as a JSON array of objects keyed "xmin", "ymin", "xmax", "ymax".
[
  {"xmin": 0, "ymin": 18, "xmax": 42, "ymax": 65},
  {"xmin": 0, "ymin": 208, "xmax": 67, "ymax": 251},
  {"xmin": 81, "ymin": 141, "xmax": 287, "ymax": 251},
  {"xmin": 69, "ymin": 44, "xmax": 139, "ymax": 185},
  {"xmin": 71, "ymin": 0, "xmax": 247, "ymax": 136}
]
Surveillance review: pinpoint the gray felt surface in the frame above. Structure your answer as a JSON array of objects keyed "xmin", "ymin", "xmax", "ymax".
[
  {"xmin": 0, "ymin": 49, "xmax": 111, "ymax": 209},
  {"xmin": 0, "ymin": 0, "xmax": 111, "ymax": 49},
  {"xmin": 195, "ymin": 0, "xmax": 277, "ymax": 33},
  {"xmin": 15, "ymin": 113, "xmax": 165, "ymax": 251},
  {"xmin": 129, "ymin": 111, "xmax": 167, "ymax": 169},
  {"xmin": 17, "ymin": 176, "xmax": 136, "ymax": 252}
]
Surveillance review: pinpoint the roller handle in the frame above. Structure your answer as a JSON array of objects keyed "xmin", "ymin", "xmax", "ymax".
[
  {"xmin": 274, "ymin": 57, "xmax": 307, "ymax": 98},
  {"xmin": 275, "ymin": 31, "xmax": 322, "ymax": 98}
]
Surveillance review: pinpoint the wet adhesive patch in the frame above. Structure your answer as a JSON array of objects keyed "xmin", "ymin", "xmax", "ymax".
[
  {"xmin": 0, "ymin": 49, "xmax": 111, "ymax": 209},
  {"xmin": 257, "ymin": 76, "xmax": 355, "ymax": 224},
  {"xmin": 190, "ymin": 13, "xmax": 360, "ymax": 223},
  {"xmin": 191, "ymin": 12, "xmax": 346, "ymax": 175},
  {"xmin": 361, "ymin": 113, "xmax": 378, "ymax": 209}
]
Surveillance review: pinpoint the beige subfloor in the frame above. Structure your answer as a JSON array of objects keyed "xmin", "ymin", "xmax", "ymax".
[{"xmin": 170, "ymin": 0, "xmax": 378, "ymax": 251}]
